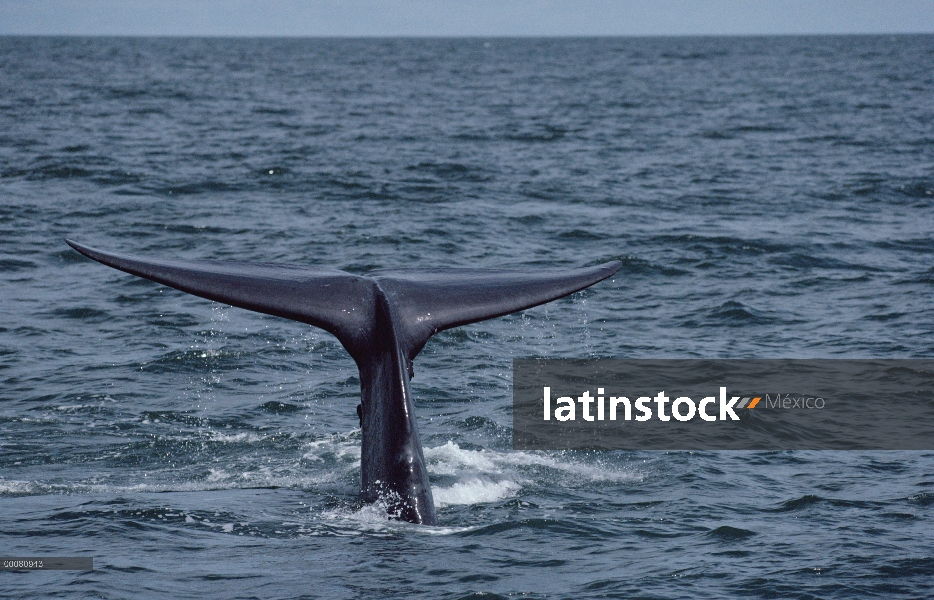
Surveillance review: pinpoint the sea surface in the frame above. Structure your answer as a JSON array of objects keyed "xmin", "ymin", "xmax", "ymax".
[{"xmin": 1, "ymin": 35, "xmax": 933, "ymax": 598}]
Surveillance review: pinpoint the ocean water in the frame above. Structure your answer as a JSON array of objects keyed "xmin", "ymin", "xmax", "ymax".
[{"xmin": 1, "ymin": 35, "xmax": 933, "ymax": 598}]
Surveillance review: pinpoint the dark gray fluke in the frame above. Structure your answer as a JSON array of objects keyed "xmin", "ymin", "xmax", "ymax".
[{"xmin": 66, "ymin": 239, "xmax": 620, "ymax": 525}]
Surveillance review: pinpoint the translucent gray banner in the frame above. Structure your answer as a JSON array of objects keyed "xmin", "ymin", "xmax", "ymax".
[
  {"xmin": 1, "ymin": 557, "xmax": 93, "ymax": 570},
  {"xmin": 513, "ymin": 360, "xmax": 934, "ymax": 450}
]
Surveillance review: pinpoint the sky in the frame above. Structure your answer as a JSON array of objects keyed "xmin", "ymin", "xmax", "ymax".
[{"xmin": 2, "ymin": 0, "xmax": 934, "ymax": 37}]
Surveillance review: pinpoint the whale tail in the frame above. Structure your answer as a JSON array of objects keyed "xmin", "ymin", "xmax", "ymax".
[
  {"xmin": 66, "ymin": 239, "xmax": 620, "ymax": 524},
  {"xmin": 65, "ymin": 240, "xmax": 620, "ymax": 364}
]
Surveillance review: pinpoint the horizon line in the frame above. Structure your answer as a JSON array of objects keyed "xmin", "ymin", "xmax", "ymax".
[{"xmin": 2, "ymin": 31, "xmax": 933, "ymax": 39}]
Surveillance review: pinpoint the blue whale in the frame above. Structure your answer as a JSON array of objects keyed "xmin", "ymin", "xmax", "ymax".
[{"xmin": 66, "ymin": 240, "xmax": 620, "ymax": 525}]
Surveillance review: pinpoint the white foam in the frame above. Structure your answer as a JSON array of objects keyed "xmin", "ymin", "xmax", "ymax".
[
  {"xmin": 0, "ymin": 479, "xmax": 35, "ymax": 495},
  {"xmin": 424, "ymin": 441, "xmax": 500, "ymax": 474},
  {"xmin": 0, "ymin": 437, "xmax": 639, "ymax": 508},
  {"xmin": 433, "ymin": 478, "xmax": 521, "ymax": 507},
  {"xmin": 317, "ymin": 501, "xmax": 402, "ymax": 534},
  {"xmin": 315, "ymin": 500, "xmax": 475, "ymax": 536},
  {"xmin": 0, "ymin": 469, "xmax": 340, "ymax": 496},
  {"xmin": 301, "ymin": 433, "xmax": 361, "ymax": 464},
  {"xmin": 424, "ymin": 441, "xmax": 640, "ymax": 484},
  {"xmin": 206, "ymin": 468, "xmax": 229, "ymax": 482},
  {"xmin": 203, "ymin": 431, "xmax": 267, "ymax": 444}
]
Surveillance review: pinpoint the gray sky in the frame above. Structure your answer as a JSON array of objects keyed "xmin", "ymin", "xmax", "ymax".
[{"xmin": 2, "ymin": 0, "xmax": 934, "ymax": 36}]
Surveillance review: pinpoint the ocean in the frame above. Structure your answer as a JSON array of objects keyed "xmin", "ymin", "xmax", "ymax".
[{"xmin": 1, "ymin": 35, "xmax": 933, "ymax": 598}]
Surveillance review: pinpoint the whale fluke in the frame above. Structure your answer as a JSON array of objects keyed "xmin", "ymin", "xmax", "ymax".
[{"xmin": 66, "ymin": 239, "xmax": 620, "ymax": 524}]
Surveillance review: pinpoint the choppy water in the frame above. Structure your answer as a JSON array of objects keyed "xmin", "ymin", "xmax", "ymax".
[{"xmin": 1, "ymin": 35, "xmax": 933, "ymax": 598}]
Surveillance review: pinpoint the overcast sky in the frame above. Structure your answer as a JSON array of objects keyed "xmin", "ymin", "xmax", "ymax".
[{"xmin": 2, "ymin": 0, "xmax": 934, "ymax": 37}]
